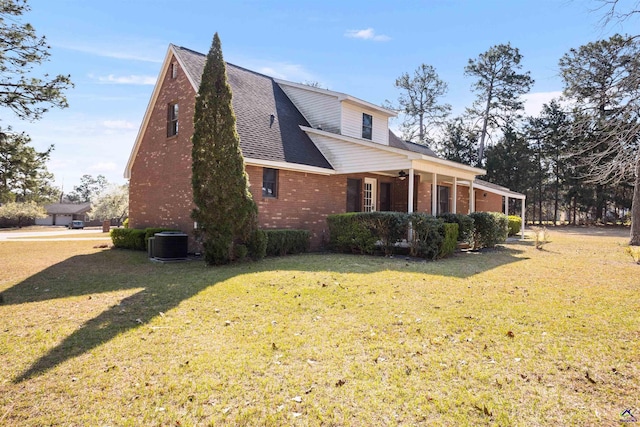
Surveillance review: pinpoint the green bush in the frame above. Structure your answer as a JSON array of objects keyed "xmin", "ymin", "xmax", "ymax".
[
  {"xmin": 204, "ymin": 238, "xmax": 231, "ymax": 265},
  {"xmin": 110, "ymin": 228, "xmax": 146, "ymax": 250},
  {"xmin": 438, "ymin": 213, "xmax": 474, "ymax": 243},
  {"xmin": 327, "ymin": 212, "xmax": 408, "ymax": 255},
  {"xmin": 468, "ymin": 212, "xmax": 508, "ymax": 250},
  {"xmin": 493, "ymin": 212, "xmax": 510, "ymax": 242},
  {"xmin": 144, "ymin": 228, "xmax": 179, "ymax": 250},
  {"xmin": 264, "ymin": 229, "xmax": 310, "ymax": 256},
  {"xmin": 110, "ymin": 227, "xmax": 181, "ymax": 251},
  {"xmin": 364, "ymin": 211, "xmax": 408, "ymax": 255},
  {"xmin": 247, "ymin": 229, "xmax": 267, "ymax": 260},
  {"xmin": 408, "ymin": 213, "xmax": 444, "ymax": 260},
  {"xmin": 327, "ymin": 213, "xmax": 377, "ymax": 254},
  {"xmin": 439, "ymin": 223, "xmax": 459, "ymax": 258},
  {"xmin": 233, "ymin": 244, "xmax": 248, "ymax": 261},
  {"xmin": 508, "ymin": 215, "xmax": 522, "ymax": 236}
]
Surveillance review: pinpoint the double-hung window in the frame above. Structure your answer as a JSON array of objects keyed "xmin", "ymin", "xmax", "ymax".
[
  {"xmin": 362, "ymin": 113, "xmax": 373, "ymax": 140},
  {"xmin": 262, "ymin": 168, "xmax": 278, "ymax": 198},
  {"xmin": 167, "ymin": 103, "xmax": 179, "ymax": 137}
]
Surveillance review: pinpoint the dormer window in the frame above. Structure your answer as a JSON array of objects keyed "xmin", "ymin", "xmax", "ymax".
[{"xmin": 362, "ymin": 113, "xmax": 373, "ymax": 140}]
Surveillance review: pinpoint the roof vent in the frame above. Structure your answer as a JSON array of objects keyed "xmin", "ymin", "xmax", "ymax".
[{"xmin": 270, "ymin": 114, "xmax": 275, "ymax": 128}]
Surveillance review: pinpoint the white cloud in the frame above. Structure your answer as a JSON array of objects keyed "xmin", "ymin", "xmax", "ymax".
[
  {"xmin": 254, "ymin": 62, "xmax": 315, "ymax": 82},
  {"xmin": 89, "ymin": 162, "xmax": 118, "ymax": 172},
  {"xmin": 58, "ymin": 41, "xmax": 164, "ymax": 63},
  {"xmin": 345, "ymin": 28, "xmax": 391, "ymax": 42},
  {"xmin": 102, "ymin": 120, "xmax": 136, "ymax": 130},
  {"xmin": 522, "ymin": 91, "xmax": 564, "ymax": 116},
  {"xmin": 95, "ymin": 74, "xmax": 157, "ymax": 85}
]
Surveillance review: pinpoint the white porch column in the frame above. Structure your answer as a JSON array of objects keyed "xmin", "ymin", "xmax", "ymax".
[
  {"xmin": 469, "ymin": 181, "xmax": 475, "ymax": 213},
  {"xmin": 432, "ymin": 172, "xmax": 438, "ymax": 215},
  {"xmin": 505, "ymin": 196, "xmax": 509, "ymax": 215},
  {"xmin": 521, "ymin": 197, "xmax": 526, "ymax": 239},
  {"xmin": 407, "ymin": 168, "xmax": 415, "ymax": 213},
  {"xmin": 452, "ymin": 177, "xmax": 457, "ymax": 214}
]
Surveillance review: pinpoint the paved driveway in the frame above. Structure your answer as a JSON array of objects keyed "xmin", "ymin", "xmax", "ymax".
[{"xmin": 0, "ymin": 228, "xmax": 111, "ymax": 241}]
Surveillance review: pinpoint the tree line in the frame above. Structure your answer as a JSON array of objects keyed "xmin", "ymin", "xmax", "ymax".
[{"xmin": 389, "ymin": 33, "xmax": 640, "ymax": 244}]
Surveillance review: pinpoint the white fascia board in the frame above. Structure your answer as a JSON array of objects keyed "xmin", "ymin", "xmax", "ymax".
[
  {"xmin": 244, "ymin": 157, "xmax": 336, "ymax": 175},
  {"xmin": 473, "ymin": 182, "xmax": 526, "ymax": 199},
  {"xmin": 338, "ymin": 97, "xmax": 397, "ymax": 117},
  {"xmin": 124, "ymin": 45, "xmax": 178, "ymax": 179},
  {"xmin": 275, "ymin": 78, "xmax": 396, "ymax": 117},
  {"xmin": 301, "ymin": 125, "xmax": 485, "ymax": 176},
  {"xmin": 302, "ymin": 125, "xmax": 421, "ymax": 158}
]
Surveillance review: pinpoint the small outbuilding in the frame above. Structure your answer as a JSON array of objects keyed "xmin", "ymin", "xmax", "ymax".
[{"xmin": 35, "ymin": 203, "xmax": 91, "ymax": 226}]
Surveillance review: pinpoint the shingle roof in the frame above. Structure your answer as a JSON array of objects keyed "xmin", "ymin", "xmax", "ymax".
[
  {"xmin": 474, "ymin": 178, "xmax": 526, "ymax": 198},
  {"xmin": 172, "ymin": 45, "xmax": 333, "ymax": 170},
  {"xmin": 45, "ymin": 203, "xmax": 91, "ymax": 214},
  {"xmin": 387, "ymin": 130, "xmax": 440, "ymax": 158}
]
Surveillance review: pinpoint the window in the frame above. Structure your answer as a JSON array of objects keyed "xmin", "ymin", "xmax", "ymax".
[
  {"xmin": 364, "ymin": 177, "xmax": 377, "ymax": 212},
  {"xmin": 347, "ymin": 178, "xmax": 362, "ymax": 212},
  {"xmin": 379, "ymin": 182, "xmax": 391, "ymax": 211},
  {"xmin": 170, "ymin": 63, "xmax": 178, "ymax": 79},
  {"xmin": 262, "ymin": 168, "xmax": 278, "ymax": 198},
  {"xmin": 362, "ymin": 113, "xmax": 373, "ymax": 140},
  {"xmin": 346, "ymin": 179, "xmax": 361, "ymax": 212},
  {"xmin": 438, "ymin": 185, "xmax": 450, "ymax": 215},
  {"xmin": 167, "ymin": 103, "xmax": 179, "ymax": 137}
]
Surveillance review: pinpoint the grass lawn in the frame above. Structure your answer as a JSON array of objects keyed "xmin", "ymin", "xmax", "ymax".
[{"xmin": 0, "ymin": 227, "xmax": 638, "ymax": 426}]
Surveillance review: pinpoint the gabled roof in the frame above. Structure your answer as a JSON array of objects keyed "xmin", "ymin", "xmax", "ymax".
[
  {"xmin": 45, "ymin": 203, "xmax": 91, "ymax": 215},
  {"xmin": 274, "ymin": 78, "xmax": 397, "ymax": 117},
  {"xmin": 172, "ymin": 45, "xmax": 333, "ymax": 170}
]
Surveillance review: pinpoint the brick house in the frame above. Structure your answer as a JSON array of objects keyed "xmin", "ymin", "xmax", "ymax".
[{"xmin": 125, "ymin": 44, "xmax": 525, "ymax": 250}]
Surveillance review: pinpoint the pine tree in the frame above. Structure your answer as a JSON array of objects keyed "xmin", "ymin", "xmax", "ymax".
[
  {"xmin": 191, "ymin": 33, "xmax": 258, "ymax": 265},
  {"xmin": 0, "ymin": 127, "xmax": 56, "ymax": 203},
  {"xmin": 436, "ymin": 117, "xmax": 479, "ymax": 166},
  {"xmin": 465, "ymin": 43, "xmax": 534, "ymax": 165},
  {"xmin": 388, "ymin": 64, "xmax": 451, "ymax": 145}
]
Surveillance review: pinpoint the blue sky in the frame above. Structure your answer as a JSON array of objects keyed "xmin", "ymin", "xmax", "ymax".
[{"xmin": 4, "ymin": 0, "xmax": 638, "ymax": 191}]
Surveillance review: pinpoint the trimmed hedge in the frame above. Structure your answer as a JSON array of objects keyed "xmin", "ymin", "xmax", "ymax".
[
  {"xmin": 439, "ymin": 223, "xmax": 459, "ymax": 258},
  {"xmin": 468, "ymin": 212, "xmax": 509, "ymax": 249},
  {"xmin": 326, "ymin": 213, "xmax": 377, "ymax": 254},
  {"xmin": 110, "ymin": 227, "xmax": 179, "ymax": 251},
  {"xmin": 144, "ymin": 228, "xmax": 179, "ymax": 249},
  {"xmin": 110, "ymin": 228, "xmax": 146, "ymax": 250},
  {"xmin": 264, "ymin": 229, "xmax": 310, "ymax": 256},
  {"xmin": 408, "ymin": 213, "xmax": 444, "ymax": 260},
  {"xmin": 327, "ymin": 212, "xmax": 409, "ymax": 255},
  {"xmin": 247, "ymin": 229, "xmax": 267, "ymax": 260},
  {"xmin": 327, "ymin": 212, "xmax": 460, "ymax": 260},
  {"xmin": 508, "ymin": 215, "xmax": 522, "ymax": 236},
  {"xmin": 438, "ymin": 213, "xmax": 474, "ymax": 243}
]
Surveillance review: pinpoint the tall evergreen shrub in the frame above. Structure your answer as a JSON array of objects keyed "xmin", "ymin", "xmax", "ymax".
[{"xmin": 191, "ymin": 33, "xmax": 259, "ymax": 265}]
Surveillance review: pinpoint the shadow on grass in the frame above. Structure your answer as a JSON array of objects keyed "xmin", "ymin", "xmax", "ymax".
[{"xmin": 3, "ymin": 244, "xmax": 526, "ymax": 382}]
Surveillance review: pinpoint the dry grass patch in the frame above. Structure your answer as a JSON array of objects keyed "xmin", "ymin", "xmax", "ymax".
[
  {"xmin": 0, "ymin": 228, "xmax": 638, "ymax": 426},
  {"xmin": 5, "ymin": 232, "xmax": 111, "ymax": 240}
]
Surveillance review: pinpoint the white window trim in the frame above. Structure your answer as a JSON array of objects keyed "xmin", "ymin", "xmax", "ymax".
[{"xmin": 364, "ymin": 177, "xmax": 377, "ymax": 212}]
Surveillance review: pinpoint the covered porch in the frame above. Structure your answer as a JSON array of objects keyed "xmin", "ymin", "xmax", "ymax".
[{"xmin": 346, "ymin": 164, "xmax": 526, "ymax": 239}]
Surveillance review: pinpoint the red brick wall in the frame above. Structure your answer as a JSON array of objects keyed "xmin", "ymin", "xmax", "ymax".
[
  {"xmin": 475, "ymin": 189, "xmax": 504, "ymax": 213},
  {"xmin": 129, "ymin": 54, "xmax": 197, "ymax": 242},
  {"xmin": 246, "ymin": 166, "xmax": 347, "ymax": 248},
  {"xmin": 456, "ymin": 185, "xmax": 470, "ymax": 214}
]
